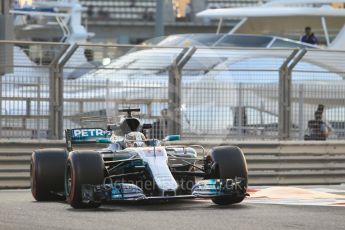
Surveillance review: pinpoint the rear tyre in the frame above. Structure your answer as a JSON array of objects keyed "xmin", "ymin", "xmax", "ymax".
[
  {"xmin": 65, "ymin": 151, "xmax": 104, "ymax": 209},
  {"xmin": 207, "ymin": 146, "xmax": 248, "ymax": 205},
  {"xmin": 30, "ymin": 149, "xmax": 68, "ymax": 201}
]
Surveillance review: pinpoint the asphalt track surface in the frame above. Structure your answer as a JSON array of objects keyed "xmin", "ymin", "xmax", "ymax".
[{"xmin": 0, "ymin": 187, "xmax": 345, "ymax": 230}]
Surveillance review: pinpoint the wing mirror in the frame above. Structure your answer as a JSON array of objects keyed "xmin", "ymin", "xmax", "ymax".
[
  {"xmin": 142, "ymin": 123, "xmax": 152, "ymax": 129},
  {"xmin": 164, "ymin": 135, "xmax": 181, "ymax": 141}
]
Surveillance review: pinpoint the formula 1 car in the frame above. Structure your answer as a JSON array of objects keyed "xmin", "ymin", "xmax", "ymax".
[{"xmin": 30, "ymin": 108, "xmax": 248, "ymax": 208}]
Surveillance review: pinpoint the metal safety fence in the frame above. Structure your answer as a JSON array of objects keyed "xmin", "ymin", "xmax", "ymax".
[{"xmin": 0, "ymin": 40, "xmax": 345, "ymax": 140}]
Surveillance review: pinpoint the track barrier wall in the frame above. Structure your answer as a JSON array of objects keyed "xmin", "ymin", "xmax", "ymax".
[{"xmin": 0, "ymin": 140, "xmax": 344, "ymax": 188}]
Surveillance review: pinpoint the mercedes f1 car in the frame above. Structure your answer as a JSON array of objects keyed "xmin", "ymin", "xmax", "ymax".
[{"xmin": 30, "ymin": 108, "xmax": 248, "ymax": 208}]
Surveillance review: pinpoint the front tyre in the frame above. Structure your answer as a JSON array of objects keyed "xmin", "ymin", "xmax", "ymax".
[
  {"xmin": 207, "ymin": 146, "xmax": 248, "ymax": 205},
  {"xmin": 31, "ymin": 149, "xmax": 68, "ymax": 201},
  {"xmin": 65, "ymin": 151, "xmax": 104, "ymax": 209}
]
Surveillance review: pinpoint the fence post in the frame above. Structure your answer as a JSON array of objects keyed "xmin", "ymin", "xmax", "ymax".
[
  {"xmin": 278, "ymin": 49, "xmax": 307, "ymax": 140},
  {"xmin": 168, "ymin": 63, "xmax": 181, "ymax": 135},
  {"xmin": 278, "ymin": 49, "xmax": 298, "ymax": 140},
  {"xmin": 37, "ymin": 77, "xmax": 41, "ymax": 140},
  {"xmin": 167, "ymin": 47, "xmax": 196, "ymax": 136},
  {"xmin": 0, "ymin": 75, "xmax": 2, "ymax": 138},
  {"xmin": 287, "ymin": 49, "xmax": 307, "ymax": 139},
  {"xmin": 48, "ymin": 64, "xmax": 62, "ymax": 139},
  {"xmin": 298, "ymin": 84, "xmax": 304, "ymax": 140},
  {"xmin": 238, "ymin": 83, "xmax": 243, "ymax": 138},
  {"xmin": 0, "ymin": 2, "xmax": 13, "ymax": 137},
  {"xmin": 48, "ymin": 44, "xmax": 78, "ymax": 139},
  {"xmin": 167, "ymin": 48, "xmax": 187, "ymax": 135}
]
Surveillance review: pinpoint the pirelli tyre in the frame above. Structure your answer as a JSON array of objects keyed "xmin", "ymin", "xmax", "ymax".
[
  {"xmin": 65, "ymin": 151, "xmax": 104, "ymax": 208},
  {"xmin": 207, "ymin": 146, "xmax": 248, "ymax": 205},
  {"xmin": 31, "ymin": 149, "xmax": 68, "ymax": 201}
]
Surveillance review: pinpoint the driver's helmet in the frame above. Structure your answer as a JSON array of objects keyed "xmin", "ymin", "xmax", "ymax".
[{"xmin": 125, "ymin": 132, "xmax": 146, "ymax": 148}]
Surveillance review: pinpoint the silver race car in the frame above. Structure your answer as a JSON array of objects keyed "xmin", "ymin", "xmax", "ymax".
[{"xmin": 31, "ymin": 108, "xmax": 248, "ymax": 208}]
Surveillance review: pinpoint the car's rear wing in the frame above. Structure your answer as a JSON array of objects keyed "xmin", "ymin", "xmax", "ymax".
[{"xmin": 65, "ymin": 128, "xmax": 111, "ymax": 151}]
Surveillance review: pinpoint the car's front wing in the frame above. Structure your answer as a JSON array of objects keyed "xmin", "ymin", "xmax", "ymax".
[{"xmin": 81, "ymin": 178, "xmax": 247, "ymax": 204}]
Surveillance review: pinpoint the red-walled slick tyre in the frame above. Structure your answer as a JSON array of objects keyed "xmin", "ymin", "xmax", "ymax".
[{"xmin": 65, "ymin": 151, "xmax": 104, "ymax": 208}]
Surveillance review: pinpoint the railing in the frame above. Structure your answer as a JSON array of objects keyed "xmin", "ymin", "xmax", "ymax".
[{"xmin": 1, "ymin": 40, "xmax": 345, "ymax": 140}]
